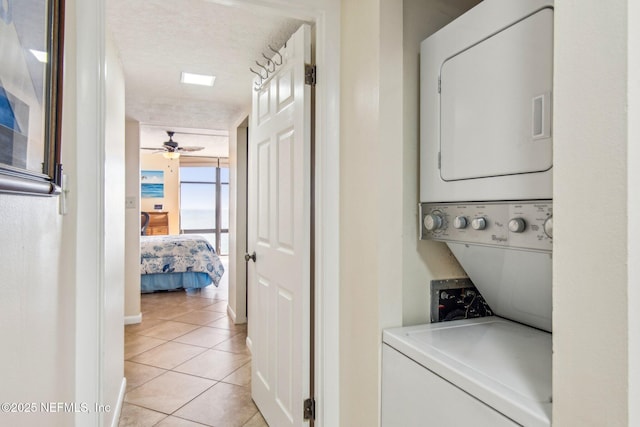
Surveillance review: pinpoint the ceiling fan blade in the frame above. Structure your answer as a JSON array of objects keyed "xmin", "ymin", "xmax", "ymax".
[
  {"xmin": 177, "ymin": 146, "xmax": 205, "ymax": 152},
  {"xmin": 140, "ymin": 147, "xmax": 167, "ymax": 151}
]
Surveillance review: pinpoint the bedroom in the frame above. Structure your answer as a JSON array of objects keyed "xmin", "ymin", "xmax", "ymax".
[{"xmin": 138, "ymin": 132, "xmax": 228, "ymax": 293}]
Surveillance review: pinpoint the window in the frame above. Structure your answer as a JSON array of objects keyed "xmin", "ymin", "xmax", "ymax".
[{"xmin": 180, "ymin": 165, "xmax": 229, "ymax": 255}]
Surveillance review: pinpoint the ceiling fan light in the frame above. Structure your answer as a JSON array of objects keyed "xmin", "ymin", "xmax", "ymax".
[{"xmin": 163, "ymin": 151, "xmax": 180, "ymax": 160}]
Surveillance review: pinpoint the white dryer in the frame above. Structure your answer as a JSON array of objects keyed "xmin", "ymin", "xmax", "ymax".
[
  {"xmin": 420, "ymin": 0, "xmax": 554, "ymax": 202},
  {"xmin": 383, "ymin": 1, "xmax": 554, "ymax": 426}
]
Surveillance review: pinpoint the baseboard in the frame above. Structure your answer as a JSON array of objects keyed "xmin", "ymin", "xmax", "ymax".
[
  {"xmin": 227, "ymin": 304, "xmax": 236, "ymax": 322},
  {"xmin": 124, "ymin": 313, "xmax": 142, "ymax": 325},
  {"xmin": 227, "ymin": 305, "xmax": 248, "ymax": 325},
  {"xmin": 110, "ymin": 377, "xmax": 127, "ymax": 427}
]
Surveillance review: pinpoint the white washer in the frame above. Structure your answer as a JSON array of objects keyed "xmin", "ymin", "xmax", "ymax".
[
  {"xmin": 383, "ymin": 1, "xmax": 554, "ymax": 426},
  {"xmin": 382, "ymin": 201, "xmax": 553, "ymax": 426},
  {"xmin": 382, "ymin": 319, "xmax": 551, "ymax": 427}
]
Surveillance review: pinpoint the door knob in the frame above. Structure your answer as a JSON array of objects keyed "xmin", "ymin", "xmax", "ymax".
[{"xmin": 245, "ymin": 251, "xmax": 256, "ymax": 262}]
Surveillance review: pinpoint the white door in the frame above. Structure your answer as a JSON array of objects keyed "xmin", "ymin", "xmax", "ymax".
[{"xmin": 247, "ymin": 24, "xmax": 312, "ymax": 427}]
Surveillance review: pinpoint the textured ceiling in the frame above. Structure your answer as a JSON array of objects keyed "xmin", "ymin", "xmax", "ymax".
[{"xmin": 106, "ymin": 0, "xmax": 305, "ymax": 143}]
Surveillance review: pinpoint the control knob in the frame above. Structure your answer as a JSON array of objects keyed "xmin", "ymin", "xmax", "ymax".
[
  {"xmin": 453, "ymin": 216, "xmax": 468, "ymax": 229},
  {"xmin": 471, "ymin": 217, "xmax": 487, "ymax": 230},
  {"xmin": 508, "ymin": 218, "xmax": 526, "ymax": 233},
  {"xmin": 543, "ymin": 216, "xmax": 553, "ymax": 238},
  {"xmin": 424, "ymin": 213, "xmax": 444, "ymax": 231}
]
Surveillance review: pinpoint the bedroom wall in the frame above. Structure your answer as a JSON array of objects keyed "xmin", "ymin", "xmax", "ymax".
[
  {"xmin": 140, "ymin": 153, "xmax": 180, "ymax": 234},
  {"xmin": 124, "ymin": 120, "xmax": 141, "ymax": 322}
]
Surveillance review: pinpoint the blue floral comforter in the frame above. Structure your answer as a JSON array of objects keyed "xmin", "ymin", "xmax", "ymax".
[{"xmin": 140, "ymin": 235, "xmax": 224, "ymax": 287}]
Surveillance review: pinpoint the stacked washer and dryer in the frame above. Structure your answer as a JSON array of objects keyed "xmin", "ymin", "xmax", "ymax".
[{"xmin": 382, "ymin": 1, "xmax": 554, "ymax": 426}]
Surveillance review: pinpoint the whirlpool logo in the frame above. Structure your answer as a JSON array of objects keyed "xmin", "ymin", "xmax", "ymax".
[{"xmin": 491, "ymin": 235, "xmax": 508, "ymax": 242}]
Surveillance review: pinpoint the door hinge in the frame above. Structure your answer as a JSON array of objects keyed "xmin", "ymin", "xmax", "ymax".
[
  {"xmin": 303, "ymin": 397, "xmax": 315, "ymax": 421},
  {"xmin": 305, "ymin": 64, "xmax": 317, "ymax": 86},
  {"xmin": 438, "ymin": 76, "xmax": 441, "ymax": 93}
]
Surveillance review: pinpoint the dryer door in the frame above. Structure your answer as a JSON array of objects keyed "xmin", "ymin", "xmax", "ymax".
[{"xmin": 439, "ymin": 8, "xmax": 553, "ymax": 182}]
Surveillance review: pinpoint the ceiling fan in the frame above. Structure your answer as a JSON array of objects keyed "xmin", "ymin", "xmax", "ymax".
[{"xmin": 141, "ymin": 131, "xmax": 204, "ymax": 159}]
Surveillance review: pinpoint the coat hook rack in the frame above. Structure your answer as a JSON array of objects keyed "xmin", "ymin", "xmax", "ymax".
[
  {"xmin": 249, "ymin": 67, "xmax": 264, "ymax": 87},
  {"xmin": 268, "ymin": 45, "xmax": 283, "ymax": 65},
  {"xmin": 262, "ymin": 53, "xmax": 276, "ymax": 72},
  {"xmin": 250, "ymin": 44, "xmax": 286, "ymax": 91},
  {"xmin": 255, "ymin": 60, "xmax": 270, "ymax": 77}
]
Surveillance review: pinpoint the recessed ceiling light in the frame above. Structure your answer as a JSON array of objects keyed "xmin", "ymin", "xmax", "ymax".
[
  {"xmin": 30, "ymin": 49, "xmax": 48, "ymax": 63},
  {"xmin": 181, "ymin": 72, "xmax": 215, "ymax": 86}
]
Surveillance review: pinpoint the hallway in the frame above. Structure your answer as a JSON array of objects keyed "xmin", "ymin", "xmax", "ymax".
[{"xmin": 119, "ymin": 259, "xmax": 266, "ymax": 426}]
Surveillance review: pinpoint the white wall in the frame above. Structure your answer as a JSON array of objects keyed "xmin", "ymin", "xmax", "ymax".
[
  {"xmin": 629, "ymin": 2, "xmax": 640, "ymax": 424},
  {"xmin": 553, "ymin": 0, "xmax": 634, "ymax": 425},
  {"xmin": 102, "ymin": 32, "xmax": 127, "ymax": 426},
  {"xmin": 124, "ymin": 120, "xmax": 141, "ymax": 322},
  {"xmin": 73, "ymin": 0, "xmax": 126, "ymax": 423},
  {"xmin": 228, "ymin": 115, "xmax": 248, "ymax": 324},
  {"xmin": 0, "ymin": 196, "xmax": 72, "ymax": 427},
  {"xmin": 400, "ymin": 0, "xmax": 479, "ymax": 326},
  {"xmin": 339, "ymin": 1, "xmax": 384, "ymax": 425}
]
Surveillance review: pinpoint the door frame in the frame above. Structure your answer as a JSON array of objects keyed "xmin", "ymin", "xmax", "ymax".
[
  {"xmin": 225, "ymin": 3, "xmax": 341, "ymax": 426},
  {"xmin": 225, "ymin": 0, "xmax": 340, "ymax": 427},
  {"xmin": 77, "ymin": 0, "xmax": 340, "ymax": 426}
]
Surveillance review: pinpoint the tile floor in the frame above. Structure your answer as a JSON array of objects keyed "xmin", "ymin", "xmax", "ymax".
[{"xmin": 120, "ymin": 257, "xmax": 268, "ymax": 427}]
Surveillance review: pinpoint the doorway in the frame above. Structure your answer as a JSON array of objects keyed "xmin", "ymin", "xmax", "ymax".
[{"xmin": 86, "ymin": 1, "xmax": 341, "ymax": 425}]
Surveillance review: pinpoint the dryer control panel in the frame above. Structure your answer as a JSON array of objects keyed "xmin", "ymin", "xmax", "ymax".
[{"xmin": 420, "ymin": 200, "xmax": 552, "ymax": 252}]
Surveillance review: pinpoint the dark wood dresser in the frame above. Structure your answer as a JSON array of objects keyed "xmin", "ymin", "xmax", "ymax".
[{"xmin": 146, "ymin": 212, "xmax": 169, "ymax": 235}]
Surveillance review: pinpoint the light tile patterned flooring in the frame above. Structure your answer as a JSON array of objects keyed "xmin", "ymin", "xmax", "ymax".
[{"xmin": 120, "ymin": 257, "xmax": 267, "ymax": 427}]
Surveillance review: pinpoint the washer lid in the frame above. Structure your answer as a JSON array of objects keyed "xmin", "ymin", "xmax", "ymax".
[
  {"xmin": 439, "ymin": 8, "xmax": 553, "ymax": 181},
  {"xmin": 383, "ymin": 317, "xmax": 552, "ymax": 427}
]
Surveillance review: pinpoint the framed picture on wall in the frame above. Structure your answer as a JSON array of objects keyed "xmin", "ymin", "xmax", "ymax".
[
  {"xmin": 141, "ymin": 170, "xmax": 164, "ymax": 198},
  {"xmin": 0, "ymin": 0, "xmax": 66, "ymax": 196}
]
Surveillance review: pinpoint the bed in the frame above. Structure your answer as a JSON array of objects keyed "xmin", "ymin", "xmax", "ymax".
[{"xmin": 140, "ymin": 234, "xmax": 224, "ymax": 293}]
